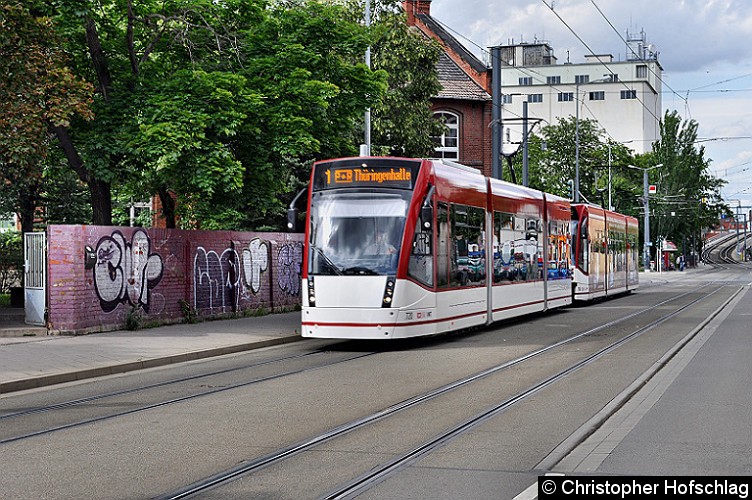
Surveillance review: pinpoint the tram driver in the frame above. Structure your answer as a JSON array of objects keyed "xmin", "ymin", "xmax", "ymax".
[{"xmin": 366, "ymin": 231, "xmax": 397, "ymax": 255}]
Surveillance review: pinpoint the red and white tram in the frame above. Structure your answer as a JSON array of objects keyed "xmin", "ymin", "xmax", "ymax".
[
  {"xmin": 571, "ymin": 204, "xmax": 640, "ymax": 301},
  {"xmin": 297, "ymin": 156, "xmax": 576, "ymax": 339}
]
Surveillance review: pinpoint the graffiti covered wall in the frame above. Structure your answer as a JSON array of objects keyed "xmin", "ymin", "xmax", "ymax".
[{"xmin": 47, "ymin": 225, "xmax": 304, "ymax": 334}]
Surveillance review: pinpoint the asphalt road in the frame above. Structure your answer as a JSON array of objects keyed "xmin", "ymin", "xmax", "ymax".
[{"xmin": 0, "ymin": 266, "xmax": 749, "ymax": 499}]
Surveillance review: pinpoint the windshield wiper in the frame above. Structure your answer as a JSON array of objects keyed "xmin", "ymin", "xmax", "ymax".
[
  {"xmin": 342, "ymin": 266, "xmax": 379, "ymax": 276},
  {"xmin": 311, "ymin": 246, "xmax": 342, "ymax": 275}
]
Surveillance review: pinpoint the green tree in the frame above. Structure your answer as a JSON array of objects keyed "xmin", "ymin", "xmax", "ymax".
[
  {"xmin": 226, "ymin": 0, "xmax": 387, "ymax": 229},
  {"xmin": 37, "ymin": 0, "xmax": 269, "ymax": 227},
  {"xmin": 0, "ymin": 231, "xmax": 23, "ymax": 293},
  {"xmin": 646, "ymin": 110, "xmax": 724, "ymax": 255},
  {"xmin": 30, "ymin": 0, "xmax": 387, "ymax": 230},
  {"xmin": 515, "ymin": 116, "xmax": 633, "ymax": 208},
  {"xmin": 365, "ymin": 0, "xmax": 444, "ymax": 157},
  {"xmin": 0, "ymin": 2, "xmax": 93, "ymax": 232}
]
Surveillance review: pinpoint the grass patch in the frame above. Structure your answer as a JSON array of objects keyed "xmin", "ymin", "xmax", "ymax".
[{"xmin": 0, "ymin": 294, "xmax": 9, "ymax": 307}]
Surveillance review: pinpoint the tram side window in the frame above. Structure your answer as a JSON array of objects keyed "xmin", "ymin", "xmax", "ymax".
[
  {"xmin": 548, "ymin": 220, "xmax": 571, "ymax": 279},
  {"xmin": 436, "ymin": 203, "xmax": 450, "ymax": 288},
  {"xmin": 616, "ymin": 230, "xmax": 625, "ymax": 272},
  {"xmin": 494, "ymin": 212, "xmax": 538, "ymax": 282},
  {"xmin": 527, "ymin": 218, "xmax": 542, "ymax": 281},
  {"xmin": 408, "ymin": 208, "xmax": 434, "ymax": 286},
  {"xmin": 450, "ymin": 204, "xmax": 485, "ymax": 287},
  {"xmin": 578, "ymin": 217, "xmax": 589, "ymax": 269}
]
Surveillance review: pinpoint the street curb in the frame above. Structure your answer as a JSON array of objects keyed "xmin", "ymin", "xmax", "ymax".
[{"xmin": 0, "ymin": 334, "xmax": 303, "ymax": 395}]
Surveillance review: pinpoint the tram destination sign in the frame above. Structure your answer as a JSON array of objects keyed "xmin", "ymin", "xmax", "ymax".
[{"xmin": 313, "ymin": 160, "xmax": 420, "ymax": 191}]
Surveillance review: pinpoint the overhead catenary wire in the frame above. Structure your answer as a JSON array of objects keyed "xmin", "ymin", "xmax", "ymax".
[
  {"xmin": 588, "ymin": 0, "xmax": 686, "ymax": 105},
  {"xmin": 539, "ymin": 0, "xmax": 661, "ymax": 124},
  {"xmin": 428, "ymin": 15, "xmax": 624, "ymax": 145},
  {"xmin": 427, "ymin": 4, "xmax": 749, "ymax": 155}
]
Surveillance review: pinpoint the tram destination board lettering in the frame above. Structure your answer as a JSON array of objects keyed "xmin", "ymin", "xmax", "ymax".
[{"xmin": 313, "ymin": 163, "xmax": 417, "ymax": 190}]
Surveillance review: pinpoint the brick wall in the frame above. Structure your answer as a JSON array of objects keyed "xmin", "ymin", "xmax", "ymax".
[
  {"xmin": 432, "ymin": 99, "xmax": 493, "ymax": 176},
  {"xmin": 47, "ymin": 225, "xmax": 304, "ymax": 334}
]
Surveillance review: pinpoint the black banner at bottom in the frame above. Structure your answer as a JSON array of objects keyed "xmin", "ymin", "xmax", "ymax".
[{"xmin": 538, "ymin": 476, "xmax": 750, "ymax": 499}]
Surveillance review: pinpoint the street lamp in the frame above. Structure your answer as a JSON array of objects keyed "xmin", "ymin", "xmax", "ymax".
[
  {"xmin": 627, "ymin": 163, "xmax": 663, "ymax": 271},
  {"xmin": 575, "ymin": 76, "xmax": 612, "ymax": 203}
]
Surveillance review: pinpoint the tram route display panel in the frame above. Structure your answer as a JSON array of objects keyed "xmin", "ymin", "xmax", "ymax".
[{"xmin": 312, "ymin": 159, "xmax": 421, "ymax": 191}]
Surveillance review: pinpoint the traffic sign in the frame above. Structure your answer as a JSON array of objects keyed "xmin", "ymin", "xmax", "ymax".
[{"xmin": 648, "ymin": 185, "xmax": 657, "ymax": 194}]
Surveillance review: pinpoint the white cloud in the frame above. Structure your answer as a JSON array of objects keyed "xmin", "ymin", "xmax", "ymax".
[
  {"xmin": 428, "ymin": 0, "xmax": 752, "ymax": 201},
  {"xmin": 429, "ymin": 0, "xmax": 752, "ymax": 73}
]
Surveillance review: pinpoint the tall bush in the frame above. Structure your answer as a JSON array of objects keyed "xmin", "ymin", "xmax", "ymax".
[{"xmin": 0, "ymin": 231, "xmax": 23, "ymax": 292}]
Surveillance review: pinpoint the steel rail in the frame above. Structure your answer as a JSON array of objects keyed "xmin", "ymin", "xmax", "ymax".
[
  {"xmin": 0, "ymin": 351, "xmax": 375, "ymax": 446},
  {"xmin": 156, "ymin": 284, "xmax": 720, "ymax": 500},
  {"xmin": 322, "ymin": 285, "xmax": 729, "ymax": 499}
]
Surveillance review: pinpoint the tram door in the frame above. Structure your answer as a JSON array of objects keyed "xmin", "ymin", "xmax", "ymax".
[{"xmin": 24, "ymin": 232, "xmax": 46, "ymax": 326}]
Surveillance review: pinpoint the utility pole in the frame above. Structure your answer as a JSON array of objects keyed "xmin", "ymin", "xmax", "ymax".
[
  {"xmin": 522, "ymin": 100, "xmax": 529, "ymax": 186},
  {"xmin": 628, "ymin": 163, "xmax": 662, "ymax": 271},
  {"xmin": 491, "ymin": 46, "xmax": 502, "ymax": 180},
  {"xmin": 575, "ymin": 76, "xmax": 610, "ymax": 202},
  {"xmin": 363, "ymin": 0, "xmax": 371, "ymax": 156},
  {"xmin": 643, "ymin": 168, "xmax": 650, "ymax": 271}
]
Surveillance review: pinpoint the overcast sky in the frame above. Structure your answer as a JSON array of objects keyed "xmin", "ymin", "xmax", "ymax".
[{"xmin": 428, "ymin": 0, "xmax": 752, "ymax": 207}]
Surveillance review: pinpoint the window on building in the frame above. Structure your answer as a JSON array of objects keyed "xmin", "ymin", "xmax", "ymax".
[
  {"xmin": 636, "ymin": 65, "xmax": 648, "ymax": 78},
  {"xmin": 620, "ymin": 89, "xmax": 637, "ymax": 99},
  {"xmin": 558, "ymin": 92, "xmax": 574, "ymax": 102},
  {"xmin": 432, "ymin": 111, "xmax": 459, "ymax": 160},
  {"xmin": 519, "ymin": 77, "xmax": 533, "ymax": 86},
  {"xmin": 589, "ymin": 91, "xmax": 605, "ymax": 101},
  {"xmin": 575, "ymin": 75, "xmax": 590, "ymax": 84},
  {"xmin": 502, "ymin": 94, "xmax": 514, "ymax": 104},
  {"xmin": 528, "ymin": 94, "xmax": 543, "ymax": 103},
  {"xmin": 547, "ymin": 76, "xmax": 561, "ymax": 85},
  {"xmin": 0, "ymin": 216, "xmax": 15, "ymax": 232}
]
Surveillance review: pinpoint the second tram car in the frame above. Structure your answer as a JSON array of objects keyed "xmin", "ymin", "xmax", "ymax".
[
  {"xmin": 571, "ymin": 204, "xmax": 640, "ymax": 300},
  {"xmin": 299, "ymin": 156, "xmax": 583, "ymax": 340}
]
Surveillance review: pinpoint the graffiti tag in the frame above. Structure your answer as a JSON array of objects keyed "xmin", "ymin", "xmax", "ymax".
[
  {"xmin": 278, "ymin": 242, "xmax": 303, "ymax": 297},
  {"xmin": 92, "ymin": 230, "xmax": 164, "ymax": 312}
]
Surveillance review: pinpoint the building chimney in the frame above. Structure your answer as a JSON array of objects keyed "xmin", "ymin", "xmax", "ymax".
[{"xmin": 403, "ymin": 0, "xmax": 432, "ymax": 26}]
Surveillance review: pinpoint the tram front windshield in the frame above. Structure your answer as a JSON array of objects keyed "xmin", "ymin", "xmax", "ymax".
[{"xmin": 309, "ymin": 191, "xmax": 410, "ymax": 276}]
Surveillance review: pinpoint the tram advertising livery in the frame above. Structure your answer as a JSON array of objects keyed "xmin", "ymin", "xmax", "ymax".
[{"xmin": 299, "ymin": 157, "xmax": 638, "ymax": 340}]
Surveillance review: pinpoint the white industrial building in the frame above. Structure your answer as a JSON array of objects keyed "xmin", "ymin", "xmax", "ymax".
[{"xmin": 497, "ymin": 32, "xmax": 662, "ymax": 154}]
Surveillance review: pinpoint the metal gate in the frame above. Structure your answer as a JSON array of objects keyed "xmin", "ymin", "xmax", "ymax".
[{"xmin": 24, "ymin": 232, "xmax": 47, "ymax": 326}]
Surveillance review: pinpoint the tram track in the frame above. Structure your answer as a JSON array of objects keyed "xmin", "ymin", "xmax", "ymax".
[
  {"xmin": 0, "ymin": 348, "xmax": 377, "ymax": 445},
  {"xmin": 154, "ymin": 282, "xmax": 733, "ymax": 499},
  {"xmin": 323, "ymin": 283, "xmax": 742, "ymax": 499},
  {"xmin": 0, "ymin": 282, "xmax": 716, "ymax": 449},
  {"xmin": 0, "ymin": 280, "xmax": 741, "ymax": 499},
  {"xmin": 703, "ymin": 232, "xmax": 752, "ymax": 269}
]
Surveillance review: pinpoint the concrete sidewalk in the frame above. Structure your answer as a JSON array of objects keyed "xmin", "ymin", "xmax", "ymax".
[{"xmin": 0, "ymin": 311, "xmax": 302, "ymax": 394}]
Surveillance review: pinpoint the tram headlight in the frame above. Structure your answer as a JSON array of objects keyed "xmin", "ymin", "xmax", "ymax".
[
  {"xmin": 307, "ymin": 278, "xmax": 316, "ymax": 307},
  {"xmin": 382, "ymin": 278, "xmax": 396, "ymax": 308}
]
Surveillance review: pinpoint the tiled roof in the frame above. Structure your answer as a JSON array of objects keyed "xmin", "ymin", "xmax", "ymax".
[
  {"xmin": 417, "ymin": 14, "xmax": 488, "ymax": 75},
  {"xmin": 436, "ymin": 53, "xmax": 491, "ymax": 101}
]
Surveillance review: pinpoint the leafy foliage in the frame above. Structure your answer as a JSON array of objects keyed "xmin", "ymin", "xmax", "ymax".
[
  {"xmin": 515, "ymin": 116, "xmax": 631, "ymax": 209},
  {"xmin": 514, "ymin": 110, "xmax": 725, "ymax": 256},
  {"xmin": 647, "ymin": 110, "xmax": 725, "ymax": 253},
  {"xmin": 0, "ymin": 231, "xmax": 23, "ymax": 293},
  {"xmin": 0, "ymin": 1, "xmax": 93, "ymax": 231},
  {"xmin": 366, "ymin": 0, "xmax": 444, "ymax": 157},
  {"xmin": 3, "ymin": 0, "xmax": 444, "ymax": 231}
]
